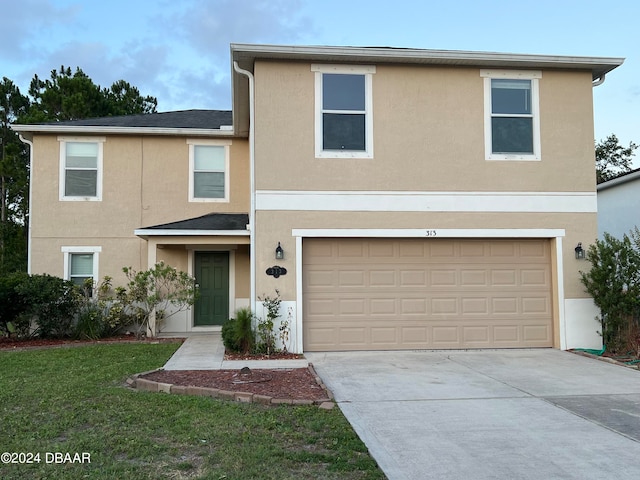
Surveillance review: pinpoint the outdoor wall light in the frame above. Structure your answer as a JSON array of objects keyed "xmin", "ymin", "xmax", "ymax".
[
  {"xmin": 575, "ymin": 242, "xmax": 585, "ymax": 260},
  {"xmin": 275, "ymin": 242, "xmax": 284, "ymax": 260}
]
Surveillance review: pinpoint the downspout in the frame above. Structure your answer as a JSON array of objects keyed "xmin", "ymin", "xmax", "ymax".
[
  {"xmin": 18, "ymin": 134, "xmax": 33, "ymax": 274},
  {"xmin": 592, "ymin": 74, "xmax": 606, "ymax": 87},
  {"xmin": 233, "ymin": 61, "xmax": 256, "ymax": 314}
]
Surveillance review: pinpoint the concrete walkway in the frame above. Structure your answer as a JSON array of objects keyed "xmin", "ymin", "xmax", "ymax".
[
  {"xmin": 306, "ymin": 349, "xmax": 640, "ymax": 480},
  {"xmin": 163, "ymin": 334, "xmax": 309, "ymax": 370}
]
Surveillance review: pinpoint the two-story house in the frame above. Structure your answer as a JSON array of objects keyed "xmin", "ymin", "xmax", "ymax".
[{"xmin": 12, "ymin": 44, "xmax": 623, "ymax": 353}]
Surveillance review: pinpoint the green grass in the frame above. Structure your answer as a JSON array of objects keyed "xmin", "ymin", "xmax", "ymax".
[{"xmin": 0, "ymin": 343, "xmax": 385, "ymax": 479}]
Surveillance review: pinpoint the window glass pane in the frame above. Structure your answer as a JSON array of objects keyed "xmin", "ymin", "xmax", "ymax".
[
  {"xmin": 323, "ymin": 113, "xmax": 366, "ymax": 151},
  {"xmin": 70, "ymin": 276, "xmax": 91, "ymax": 287},
  {"xmin": 323, "ymin": 74, "xmax": 365, "ymax": 111},
  {"xmin": 491, "ymin": 117, "xmax": 533, "ymax": 153},
  {"xmin": 71, "ymin": 254, "xmax": 93, "ymax": 276},
  {"xmin": 491, "ymin": 79, "xmax": 531, "ymax": 114},
  {"xmin": 194, "ymin": 172, "xmax": 225, "ymax": 198},
  {"xmin": 66, "ymin": 142, "xmax": 98, "ymax": 157},
  {"xmin": 65, "ymin": 170, "xmax": 97, "ymax": 196},
  {"xmin": 194, "ymin": 146, "xmax": 225, "ymax": 171}
]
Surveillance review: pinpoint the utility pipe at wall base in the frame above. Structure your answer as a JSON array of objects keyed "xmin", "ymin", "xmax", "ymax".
[
  {"xmin": 233, "ymin": 61, "xmax": 256, "ymax": 314},
  {"xmin": 18, "ymin": 134, "xmax": 33, "ymax": 274}
]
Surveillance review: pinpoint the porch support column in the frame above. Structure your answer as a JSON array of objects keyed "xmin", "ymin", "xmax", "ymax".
[{"xmin": 147, "ymin": 239, "xmax": 158, "ymax": 336}]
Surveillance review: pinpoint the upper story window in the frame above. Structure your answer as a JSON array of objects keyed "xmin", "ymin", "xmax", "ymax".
[
  {"xmin": 312, "ymin": 64, "xmax": 375, "ymax": 158},
  {"xmin": 58, "ymin": 137, "xmax": 105, "ymax": 201},
  {"xmin": 187, "ymin": 139, "xmax": 231, "ymax": 202},
  {"xmin": 481, "ymin": 70, "xmax": 541, "ymax": 161}
]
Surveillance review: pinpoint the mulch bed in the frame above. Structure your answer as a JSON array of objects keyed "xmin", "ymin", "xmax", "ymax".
[
  {"xmin": 140, "ymin": 368, "xmax": 329, "ymax": 401},
  {"xmin": 0, "ymin": 335, "xmax": 183, "ymax": 351}
]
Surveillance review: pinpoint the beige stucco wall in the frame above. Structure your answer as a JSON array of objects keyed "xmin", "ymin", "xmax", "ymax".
[
  {"xmin": 254, "ymin": 61, "xmax": 596, "ymax": 192},
  {"xmin": 29, "ymin": 133, "xmax": 249, "ymax": 285},
  {"xmin": 252, "ymin": 59, "xmax": 598, "ymax": 349}
]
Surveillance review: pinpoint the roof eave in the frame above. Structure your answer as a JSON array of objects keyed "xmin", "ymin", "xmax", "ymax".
[
  {"xmin": 10, "ymin": 124, "xmax": 237, "ymax": 137},
  {"xmin": 231, "ymin": 43, "xmax": 624, "ymax": 79},
  {"xmin": 597, "ymin": 169, "xmax": 640, "ymax": 191},
  {"xmin": 134, "ymin": 229, "xmax": 251, "ymax": 237}
]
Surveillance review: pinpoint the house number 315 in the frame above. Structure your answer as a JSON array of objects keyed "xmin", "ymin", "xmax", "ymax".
[{"xmin": 425, "ymin": 230, "xmax": 437, "ymax": 237}]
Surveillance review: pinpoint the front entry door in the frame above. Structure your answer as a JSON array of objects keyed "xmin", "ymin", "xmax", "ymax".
[{"xmin": 194, "ymin": 252, "xmax": 229, "ymax": 326}]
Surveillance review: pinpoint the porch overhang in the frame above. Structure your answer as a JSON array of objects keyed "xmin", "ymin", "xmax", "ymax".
[{"xmin": 135, "ymin": 213, "xmax": 250, "ymax": 241}]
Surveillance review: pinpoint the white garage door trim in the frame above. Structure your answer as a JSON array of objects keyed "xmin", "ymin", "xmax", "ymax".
[{"xmin": 294, "ymin": 229, "xmax": 567, "ymax": 351}]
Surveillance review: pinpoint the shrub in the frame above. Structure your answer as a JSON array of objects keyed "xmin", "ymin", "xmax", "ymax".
[
  {"xmin": 74, "ymin": 277, "xmax": 136, "ymax": 339},
  {"xmin": 580, "ymin": 230, "xmax": 640, "ymax": 352},
  {"xmin": 221, "ymin": 317, "xmax": 240, "ymax": 352},
  {"xmin": 256, "ymin": 291, "xmax": 281, "ymax": 355},
  {"xmin": 16, "ymin": 274, "xmax": 80, "ymax": 338},
  {"xmin": 221, "ymin": 307, "xmax": 255, "ymax": 354},
  {"xmin": 0, "ymin": 271, "xmax": 31, "ymax": 337}
]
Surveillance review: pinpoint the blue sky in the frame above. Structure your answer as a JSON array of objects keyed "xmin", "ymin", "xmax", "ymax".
[{"xmin": 2, "ymin": 0, "xmax": 638, "ymax": 148}]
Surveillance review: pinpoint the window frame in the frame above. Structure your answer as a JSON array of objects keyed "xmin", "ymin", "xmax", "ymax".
[
  {"xmin": 61, "ymin": 246, "xmax": 101, "ymax": 286},
  {"xmin": 481, "ymin": 69, "xmax": 542, "ymax": 161},
  {"xmin": 58, "ymin": 136, "xmax": 105, "ymax": 201},
  {"xmin": 187, "ymin": 139, "xmax": 231, "ymax": 202},
  {"xmin": 312, "ymin": 64, "xmax": 375, "ymax": 159}
]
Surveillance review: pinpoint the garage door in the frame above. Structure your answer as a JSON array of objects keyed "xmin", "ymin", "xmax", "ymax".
[{"xmin": 303, "ymin": 238, "xmax": 553, "ymax": 351}]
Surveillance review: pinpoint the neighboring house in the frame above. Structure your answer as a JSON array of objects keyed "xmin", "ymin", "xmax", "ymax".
[
  {"xmin": 12, "ymin": 44, "xmax": 624, "ymax": 353},
  {"xmin": 597, "ymin": 168, "xmax": 640, "ymax": 239}
]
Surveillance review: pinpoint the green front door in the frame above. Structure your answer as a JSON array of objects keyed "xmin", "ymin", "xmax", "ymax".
[{"xmin": 194, "ymin": 252, "xmax": 229, "ymax": 326}]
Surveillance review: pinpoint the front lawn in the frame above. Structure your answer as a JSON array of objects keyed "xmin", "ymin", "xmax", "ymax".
[{"xmin": 0, "ymin": 343, "xmax": 385, "ymax": 479}]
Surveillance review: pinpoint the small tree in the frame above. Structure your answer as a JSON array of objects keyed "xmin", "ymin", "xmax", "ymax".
[
  {"xmin": 122, "ymin": 262, "xmax": 197, "ymax": 337},
  {"xmin": 595, "ymin": 134, "xmax": 638, "ymax": 184},
  {"xmin": 580, "ymin": 231, "xmax": 640, "ymax": 351},
  {"xmin": 257, "ymin": 290, "xmax": 282, "ymax": 355}
]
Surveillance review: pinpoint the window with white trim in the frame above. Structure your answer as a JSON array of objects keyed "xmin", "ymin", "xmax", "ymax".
[
  {"xmin": 481, "ymin": 70, "xmax": 541, "ymax": 161},
  {"xmin": 62, "ymin": 246, "xmax": 101, "ymax": 287},
  {"xmin": 187, "ymin": 139, "xmax": 231, "ymax": 202},
  {"xmin": 58, "ymin": 137, "xmax": 105, "ymax": 200},
  {"xmin": 313, "ymin": 64, "xmax": 375, "ymax": 158}
]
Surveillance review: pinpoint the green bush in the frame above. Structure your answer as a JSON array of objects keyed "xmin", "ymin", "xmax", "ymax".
[
  {"xmin": 221, "ymin": 307, "xmax": 255, "ymax": 353},
  {"xmin": 221, "ymin": 318, "xmax": 240, "ymax": 352},
  {"xmin": 74, "ymin": 277, "xmax": 136, "ymax": 340},
  {"xmin": 580, "ymin": 229, "xmax": 640, "ymax": 352},
  {"xmin": 74, "ymin": 303, "xmax": 105, "ymax": 340},
  {"xmin": 17, "ymin": 274, "xmax": 80, "ymax": 338},
  {"xmin": 0, "ymin": 271, "xmax": 31, "ymax": 337}
]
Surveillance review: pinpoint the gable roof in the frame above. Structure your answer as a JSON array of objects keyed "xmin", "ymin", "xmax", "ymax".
[
  {"xmin": 11, "ymin": 109, "xmax": 234, "ymax": 137},
  {"xmin": 134, "ymin": 213, "xmax": 250, "ymax": 237}
]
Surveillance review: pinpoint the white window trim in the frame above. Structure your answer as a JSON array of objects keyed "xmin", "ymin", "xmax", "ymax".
[
  {"xmin": 61, "ymin": 246, "xmax": 101, "ymax": 283},
  {"xmin": 312, "ymin": 64, "xmax": 375, "ymax": 159},
  {"xmin": 187, "ymin": 139, "xmax": 231, "ymax": 202},
  {"xmin": 481, "ymin": 70, "xmax": 541, "ymax": 161},
  {"xmin": 58, "ymin": 136, "xmax": 105, "ymax": 201}
]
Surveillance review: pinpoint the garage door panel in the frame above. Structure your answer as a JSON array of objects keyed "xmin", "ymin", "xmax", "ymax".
[
  {"xmin": 370, "ymin": 270, "xmax": 396, "ymax": 286},
  {"xmin": 431, "ymin": 269, "xmax": 457, "ymax": 286},
  {"xmin": 338, "ymin": 270, "xmax": 366, "ymax": 287},
  {"xmin": 461, "ymin": 297, "xmax": 489, "ymax": 314},
  {"xmin": 303, "ymin": 238, "xmax": 553, "ymax": 351},
  {"xmin": 521, "ymin": 269, "xmax": 547, "ymax": 286}
]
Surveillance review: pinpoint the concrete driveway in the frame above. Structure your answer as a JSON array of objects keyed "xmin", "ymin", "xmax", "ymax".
[{"xmin": 306, "ymin": 349, "xmax": 640, "ymax": 480}]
